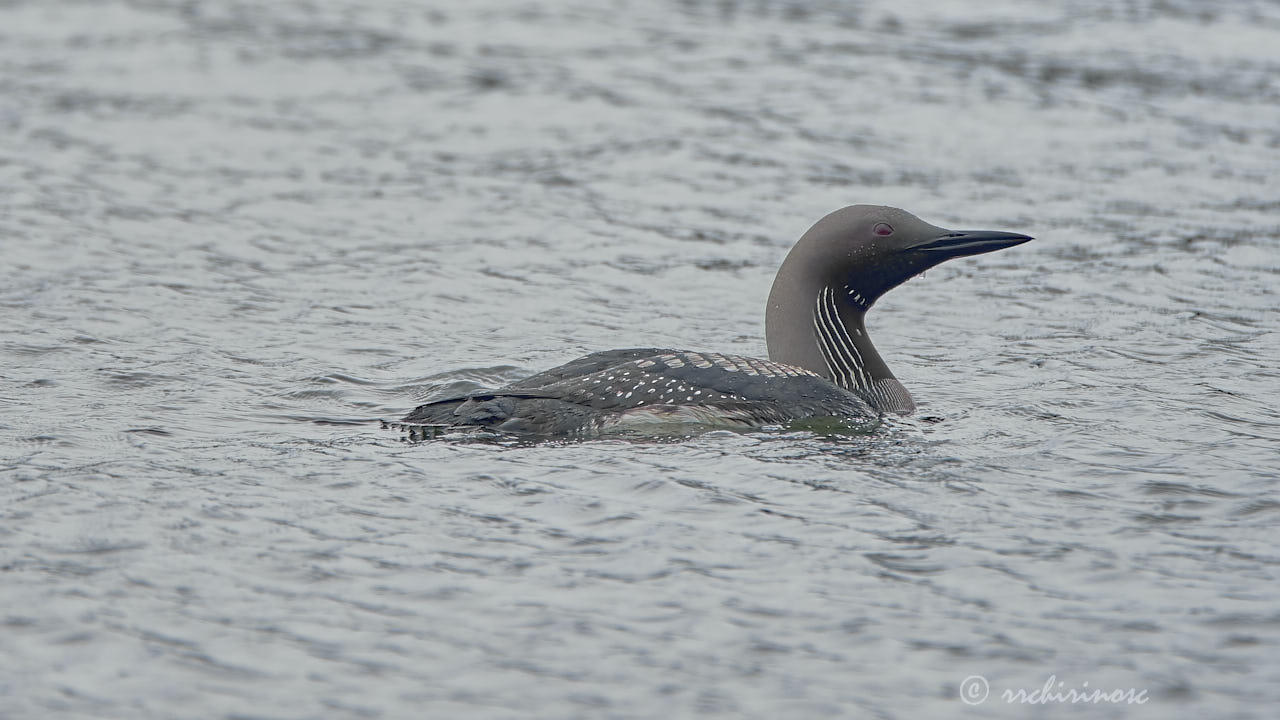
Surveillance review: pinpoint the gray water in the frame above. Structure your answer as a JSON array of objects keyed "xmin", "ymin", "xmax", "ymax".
[{"xmin": 2, "ymin": 1, "xmax": 1278, "ymax": 718}]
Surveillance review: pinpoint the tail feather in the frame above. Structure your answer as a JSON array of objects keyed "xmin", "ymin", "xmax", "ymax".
[{"xmin": 397, "ymin": 393, "xmax": 601, "ymax": 436}]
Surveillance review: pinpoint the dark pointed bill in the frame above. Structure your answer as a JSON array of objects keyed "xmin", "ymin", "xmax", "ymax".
[{"xmin": 906, "ymin": 230, "xmax": 1034, "ymax": 258}]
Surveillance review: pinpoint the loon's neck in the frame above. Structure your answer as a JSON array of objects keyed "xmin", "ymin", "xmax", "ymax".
[
  {"xmin": 811, "ymin": 285, "xmax": 915, "ymax": 414},
  {"xmin": 813, "ymin": 284, "xmax": 888, "ymax": 385},
  {"xmin": 767, "ymin": 280, "xmax": 915, "ymax": 414}
]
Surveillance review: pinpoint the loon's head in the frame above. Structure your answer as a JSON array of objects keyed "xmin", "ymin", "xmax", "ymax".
[
  {"xmin": 772, "ymin": 205, "xmax": 1033, "ymax": 312},
  {"xmin": 765, "ymin": 205, "xmax": 1032, "ymax": 410}
]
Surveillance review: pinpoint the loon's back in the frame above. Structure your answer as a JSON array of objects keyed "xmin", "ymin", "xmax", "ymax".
[{"xmin": 397, "ymin": 348, "xmax": 873, "ymax": 437}]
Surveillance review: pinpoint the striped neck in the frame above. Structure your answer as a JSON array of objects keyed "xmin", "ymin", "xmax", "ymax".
[{"xmin": 813, "ymin": 285, "xmax": 916, "ymax": 414}]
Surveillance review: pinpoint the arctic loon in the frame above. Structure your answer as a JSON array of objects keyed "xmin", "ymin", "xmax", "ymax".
[{"xmin": 396, "ymin": 205, "xmax": 1032, "ymax": 437}]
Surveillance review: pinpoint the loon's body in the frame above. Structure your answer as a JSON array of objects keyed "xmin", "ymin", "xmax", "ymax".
[{"xmin": 397, "ymin": 205, "xmax": 1031, "ymax": 437}]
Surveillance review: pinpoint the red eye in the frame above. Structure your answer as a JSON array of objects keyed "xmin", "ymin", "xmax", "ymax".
[{"xmin": 873, "ymin": 222, "xmax": 894, "ymax": 236}]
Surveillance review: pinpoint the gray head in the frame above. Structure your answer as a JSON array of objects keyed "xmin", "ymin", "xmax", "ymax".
[{"xmin": 765, "ymin": 205, "xmax": 1032, "ymax": 413}]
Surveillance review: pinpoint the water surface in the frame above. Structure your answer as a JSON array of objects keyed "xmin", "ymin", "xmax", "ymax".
[{"xmin": 2, "ymin": 1, "xmax": 1278, "ymax": 718}]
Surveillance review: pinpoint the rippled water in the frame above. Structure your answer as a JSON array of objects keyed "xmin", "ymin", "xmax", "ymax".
[{"xmin": 3, "ymin": 1, "xmax": 1278, "ymax": 718}]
